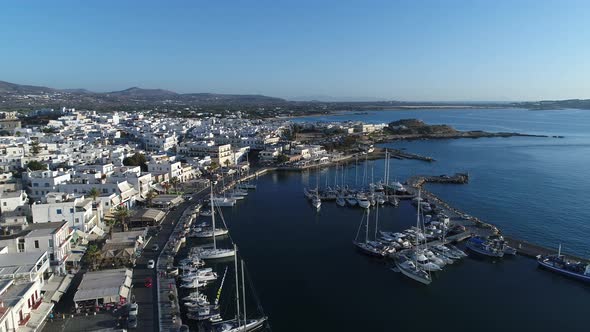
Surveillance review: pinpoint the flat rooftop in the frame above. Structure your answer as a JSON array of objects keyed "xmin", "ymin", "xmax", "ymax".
[{"xmin": 0, "ymin": 252, "xmax": 45, "ymax": 277}]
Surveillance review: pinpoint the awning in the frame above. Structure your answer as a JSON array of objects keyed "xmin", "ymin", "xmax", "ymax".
[
  {"xmin": 26, "ymin": 302, "xmax": 54, "ymax": 330},
  {"xmin": 89, "ymin": 226, "xmax": 105, "ymax": 237},
  {"xmin": 50, "ymin": 290, "xmax": 64, "ymax": 303},
  {"xmin": 152, "ymin": 184, "xmax": 166, "ymax": 193},
  {"xmin": 119, "ymin": 286, "xmax": 130, "ymax": 299},
  {"xmin": 124, "ymin": 276, "xmax": 132, "ymax": 288},
  {"xmin": 57, "ymin": 275, "xmax": 74, "ymax": 294}
]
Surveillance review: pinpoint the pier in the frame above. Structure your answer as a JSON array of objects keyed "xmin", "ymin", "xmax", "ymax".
[
  {"xmin": 157, "ymin": 202, "xmax": 197, "ymax": 331},
  {"xmin": 404, "ymin": 173, "xmax": 585, "ymax": 262}
]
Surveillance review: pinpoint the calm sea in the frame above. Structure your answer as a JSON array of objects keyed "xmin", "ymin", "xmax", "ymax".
[
  {"xmin": 185, "ymin": 108, "xmax": 590, "ymax": 332},
  {"xmin": 293, "ymin": 108, "xmax": 590, "ymax": 257}
]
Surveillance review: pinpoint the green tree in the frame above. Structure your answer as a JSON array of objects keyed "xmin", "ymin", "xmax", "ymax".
[
  {"xmin": 170, "ymin": 177, "xmax": 180, "ymax": 193},
  {"xmin": 162, "ymin": 182, "xmax": 170, "ymax": 194},
  {"xmin": 26, "ymin": 160, "xmax": 47, "ymax": 171},
  {"xmin": 123, "ymin": 153, "xmax": 148, "ymax": 171},
  {"xmin": 30, "ymin": 141, "xmax": 41, "ymax": 155},
  {"xmin": 146, "ymin": 190, "xmax": 157, "ymax": 207},
  {"xmin": 83, "ymin": 244, "xmax": 102, "ymax": 271},
  {"xmin": 276, "ymin": 154, "xmax": 289, "ymax": 163},
  {"xmin": 113, "ymin": 205, "xmax": 130, "ymax": 233},
  {"xmin": 88, "ymin": 187, "xmax": 100, "ymax": 201},
  {"xmin": 209, "ymin": 161, "xmax": 219, "ymax": 171}
]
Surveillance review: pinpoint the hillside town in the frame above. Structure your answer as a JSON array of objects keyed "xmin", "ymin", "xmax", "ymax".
[{"xmin": 0, "ymin": 107, "xmax": 389, "ymax": 332}]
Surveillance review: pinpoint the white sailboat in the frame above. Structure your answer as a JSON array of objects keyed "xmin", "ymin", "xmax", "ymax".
[
  {"xmin": 353, "ymin": 208, "xmax": 386, "ymax": 257},
  {"xmin": 212, "ymin": 247, "xmax": 267, "ymax": 331},
  {"xmin": 311, "ymin": 165, "xmax": 321, "ymax": 210},
  {"xmin": 394, "ymin": 189, "xmax": 433, "ymax": 285},
  {"xmin": 198, "ymin": 185, "xmax": 236, "ymax": 260}
]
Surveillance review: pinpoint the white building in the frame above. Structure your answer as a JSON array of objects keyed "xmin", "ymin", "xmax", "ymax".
[
  {"xmin": 31, "ymin": 194, "xmax": 100, "ymax": 234},
  {"xmin": 0, "ymin": 222, "xmax": 72, "ymax": 275},
  {"xmin": 26, "ymin": 171, "xmax": 71, "ymax": 200}
]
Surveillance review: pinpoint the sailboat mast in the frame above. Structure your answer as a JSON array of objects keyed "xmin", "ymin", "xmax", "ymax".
[
  {"xmin": 355, "ymin": 156, "xmax": 358, "ymax": 186},
  {"xmin": 374, "ymin": 205, "xmax": 379, "ymax": 241},
  {"xmin": 365, "ymin": 208, "xmax": 370, "ymax": 244},
  {"xmin": 234, "ymin": 244, "xmax": 241, "ymax": 327},
  {"xmin": 211, "ymin": 185, "xmax": 217, "ymax": 250},
  {"xmin": 558, "ymin": 244, "xmax": 562, "ymax": 257},
  {"xmin": 241, "ymin": 259, "xmax": 247, "ymax": 328}
]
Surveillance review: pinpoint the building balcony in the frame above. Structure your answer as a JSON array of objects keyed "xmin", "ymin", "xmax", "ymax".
[
  {"xmin": 32, "ymin": 297, "xmax": 43, "ymax": 310},
  {"xmin": 19, "ymin": 313, "xmax": 31, "ymax": 326}
]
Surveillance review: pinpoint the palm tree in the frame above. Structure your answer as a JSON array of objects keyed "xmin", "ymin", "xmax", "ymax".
[
  {"xmin": 88, "ymin": 187, "xmax": 100, "ymax": 201},
  {"xmin": 113, "ymin": 205, "xmax": 130, "ymax": 232},
  {"xmin": 146, "ymin": 190, "xmax": 157, "ymax": 207},
  {"xmin": 162, "ymin": 182, "xmax": 171, "ymax": 194},
  {"xmin": 84, "ymin": 244, "xmax": 102, "ymax": 271},
  {"xmin": 170, "ymin": 177, "xmax": 180, "ymax": 193}
]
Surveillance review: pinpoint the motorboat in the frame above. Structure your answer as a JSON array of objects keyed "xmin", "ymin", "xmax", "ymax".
[
  {"xmin": 345, "ymin": 196, "xmax": 358, "ymax": 206},
  {"xmin": 537, "ymin": 245, "xmax": 590, "ymax": 283},
  {"xmin": 357, "ymin": 194, "xmax": 370, "ymax": 209}
]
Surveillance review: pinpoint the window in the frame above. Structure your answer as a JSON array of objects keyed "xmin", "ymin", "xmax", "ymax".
[
  {"xmin": 75, "ymin": 218, "xmax": 79, "ymax": 223},
  {"xmin": 70, "ymin": 208, "xmax": 74, "ymax": 214},
  {"xmin": 44, "ymin": 183, "xmax": 49, "ymax": 187},
  {"xmin": 17, "ymin": 239, "xmax": 25, "ymax": 252},
  {"xmin": 49, "ymin": 253, "xmax": 54, "ymax": 261},
  {"xmin": 33, "ymin": 183, "xmax": 39, "ymax": 187},
  {"xmin": 34, "ymin": 240, "xmax": 39, "ymax": 249},
  {"xmin": 2, "ymin": 202, "xmax": 5, "ymax": 206},
  {"xmin": 56, "ymin": 209, "xmax": 62, "ymax": 214},
  {"xmin": 48, "ymin": 239, "xmax": 53, "ymax": 247}
]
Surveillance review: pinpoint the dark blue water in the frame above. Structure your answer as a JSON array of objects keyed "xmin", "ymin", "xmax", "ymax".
[
  {"xmin": 187, "ymin": 108, "xmax": 590, "ymax": 331},
  {"xmin": 220, "ymin": 171, "xmax": 589, "ymax": 332},
  {"xmin": 294, "ymin": 108, "xmax": 590, "ymax": 257}
]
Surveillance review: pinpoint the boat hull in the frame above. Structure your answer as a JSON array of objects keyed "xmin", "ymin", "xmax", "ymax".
[
  {"xmin": 537, "ymin": 258, "xmax": 590, "ymax": 283},
  {"xmin": 394, "ymin": 260, "xmax": 431, "ymax": 285},
  {"xmin": 466, "ymin": 242, "xmax": 504, "ymax": 258}
]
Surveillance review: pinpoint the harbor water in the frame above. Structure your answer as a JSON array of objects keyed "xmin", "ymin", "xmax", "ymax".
[
  {"xmin": 187, "ymin": 108, "xmax": 590, "ymax": 331},
  {"xmin": 216, "ymin": 171, "xmax": 588, "ymax": 332},
  {"xmin": 294, "ymin": 108, "xmax": 590, "ymax": 257}
]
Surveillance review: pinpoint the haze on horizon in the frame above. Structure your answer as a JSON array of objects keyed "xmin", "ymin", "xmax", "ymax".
[{"xmin": 1, "ymin": 0, "xmax": 589, "ymax": 102}]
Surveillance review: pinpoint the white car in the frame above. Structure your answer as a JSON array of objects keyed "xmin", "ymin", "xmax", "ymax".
[
  {"xmin": 128, "ymin": 303, "xmax": 138, "ymax": 316},
  {"xmin": 147, "ymin": 259, "xmax": 155, "ymax": 269}
]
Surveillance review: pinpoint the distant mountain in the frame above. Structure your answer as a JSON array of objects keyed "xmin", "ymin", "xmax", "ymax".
[
  {"xmin": 106, "ymin": 87, "xmax": 178, "ymax": 98},
  {"xmin": 0, "ymin": 80, "xmax": 55, "ymax": 94},
  {"xmin": 0, "ymin": 80, "xmax": 287, "ymax": 109},
  {"xmin": 60, "ymin": 88, "xmax": 94, "ymax": 94}
]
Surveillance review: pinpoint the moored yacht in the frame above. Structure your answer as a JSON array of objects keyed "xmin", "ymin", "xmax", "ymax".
[
  {"xmin": 357, "ymin": 194, "xmax": 370, "ymax": 209},
  {"xmin": 199, "ymin": 185, "xmax": 236, "ymax": 260},
  {"xmin": 394, "ymin": 255, "xmax": 432, "ymax": 285}
]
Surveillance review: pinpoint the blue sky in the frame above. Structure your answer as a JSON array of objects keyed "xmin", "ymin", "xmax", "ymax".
[{"xmin": 1, "ymin": 0, "xmax": 589, "ymax": 101}]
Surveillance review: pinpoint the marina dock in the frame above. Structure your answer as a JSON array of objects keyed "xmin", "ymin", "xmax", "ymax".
[
  {"xmin": 404, "ymin": 173, "xmax": 586, "ymax": 263},
  {"xmin": 157, "ymin": 203, "xmax": 197, "ymax": 331}
]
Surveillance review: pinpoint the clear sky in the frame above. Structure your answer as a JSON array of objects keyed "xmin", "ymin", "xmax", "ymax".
[{"xmin": 1, "ymin": 0, "xmax": 589, "ymax": 101}]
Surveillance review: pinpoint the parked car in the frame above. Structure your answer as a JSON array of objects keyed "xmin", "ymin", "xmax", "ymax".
[
  {"xmin": 127, "ymin": 315, "xmax": 138, "ymax": 329},
  {"xmin": 128, "ymin": 303, "xmax": 138, "ymax": 316},
  {"xmin": 152, "ymin": 244, "xmax": 159, "ymax": 252},
  {"xmin": 147, "ymin": 260, "xmax": 155, "ymax": 269}
]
